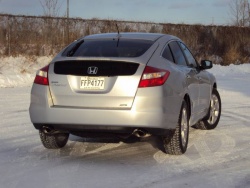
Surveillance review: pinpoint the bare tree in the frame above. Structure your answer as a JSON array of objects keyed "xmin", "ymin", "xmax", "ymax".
[
  {"xmin": 248, "ymin": 2, "xmax": 250, "ymax": 26},
  {"xmin": 40, "ymin": 0, "xmax": 63, "ymax": 17},
  {"xmin": 240, "ymin": 0, "xmax": 249, "ymax": 26},
  {"xmin": 39, "ymin": 0, "xmax": 64, "ymax": 51},
  {"xmin": 229, "ymin": 0, "xmax": 241, "ymax": 26},
  {"xmin": 229, "ymin": 0, "xmax": 250, "ymax": 26}
]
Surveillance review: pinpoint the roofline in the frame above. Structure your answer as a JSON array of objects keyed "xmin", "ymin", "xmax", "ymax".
[{"xmin": 84, "ymin": 32, "xmax": 166, "ymax": 41}]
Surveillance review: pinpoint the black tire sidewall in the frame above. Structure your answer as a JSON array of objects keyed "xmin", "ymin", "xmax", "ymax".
[
  {"xmin": 179, "ymin": 101, "xmax": 189, "ymax": 153},
  {"xmin": 55, "ymin": 133, "xmax": 69, "ymax": 148},
  {"xmin": 39, "ymin": 130, "xmax": 69, "ymax": 149}
]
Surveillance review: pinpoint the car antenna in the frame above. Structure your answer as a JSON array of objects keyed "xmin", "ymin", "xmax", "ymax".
[
  {"xmin": 116, "ymin": 23, "xmax": 120, "ymax": 35},
  {"xmin": 116, "ymin": 23, "xmax": 120, "ymax": 47}
]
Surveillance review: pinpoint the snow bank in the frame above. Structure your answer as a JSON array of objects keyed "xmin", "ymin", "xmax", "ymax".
[
  {"xmin": 209, "ymin": 64, "xmax": 250, "ymax": 76},
  {"xmin": 0, "ymin": 56, "xmax": 250, "ymax": 88},
  {"xmin": 0, "ymin": 56, "xmax": 52, "ymax": 87}
]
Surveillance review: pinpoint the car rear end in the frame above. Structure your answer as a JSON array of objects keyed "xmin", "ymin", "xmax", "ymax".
[{"xmin": 29, "ymin": 33, "xmax": 178, "ymax": 136}]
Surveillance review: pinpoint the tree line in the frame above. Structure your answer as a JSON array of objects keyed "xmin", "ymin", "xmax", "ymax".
[
  {"xmin": 0, "ymin": 14, "xmax": 249, "ymax": 65},
  {"xmin": 230, "ymin": 0, "xmax": 250, "ymax": 27}
]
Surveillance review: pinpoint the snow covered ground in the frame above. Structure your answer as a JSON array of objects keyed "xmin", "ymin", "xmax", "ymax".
[
  {"xmin": 0, "ymin": 56, "xmax": 52, "ymax": 88},
  {"xmin": 0, "ymin": 57, "xmax": 250, "ymax": 188}
]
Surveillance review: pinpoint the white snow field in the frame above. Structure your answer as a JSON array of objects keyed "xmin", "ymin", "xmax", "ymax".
[{"xmin": 0, "ymin": 57, "xmax": 250, "ymax": 188}]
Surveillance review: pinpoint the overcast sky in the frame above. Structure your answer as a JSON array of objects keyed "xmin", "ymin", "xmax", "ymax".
[{"xmin": 0, "ymin": 0, "xmax": 232, "ymax": 25}]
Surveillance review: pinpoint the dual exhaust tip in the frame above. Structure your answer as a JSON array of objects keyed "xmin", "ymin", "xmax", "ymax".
[
  {"xmin": 132, "ymin": 129, "xmax": 151, "ymax": 138},
  {"xmin": 41, "ymin": 126, "xmax": 64, "ymax": 135},
  {"xmin": 42, "ymin": 126, "xmax": 151, "ymax": 138}
]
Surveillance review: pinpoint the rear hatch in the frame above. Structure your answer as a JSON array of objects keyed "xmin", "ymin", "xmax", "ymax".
[
  {"xmin": 48, "ymin": 35, "xmax": 160, "ymax": 109},
  {"xmin": 49, "ymin": 60, "xmax": 144, "ymax": 109}
]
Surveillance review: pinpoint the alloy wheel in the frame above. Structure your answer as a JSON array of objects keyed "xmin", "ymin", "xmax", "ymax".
[
  {"xmin": 208, "ymin": 94, "xmax": 220, "ymax": 125},
  {"xmin": 181, "ymin": 108, "xmax": 188, "ymax": 148}
]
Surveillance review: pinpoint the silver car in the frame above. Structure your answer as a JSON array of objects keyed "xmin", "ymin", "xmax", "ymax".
[{"xmin": 29, "ymin": 33, "xmax": 221, "ymax": 155}]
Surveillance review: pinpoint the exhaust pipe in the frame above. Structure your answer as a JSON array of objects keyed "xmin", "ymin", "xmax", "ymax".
[
  {"xmin": 132, "ymin": 129, "xmax": 151, "ymax": 138},
  {"xmin": 41, "ymin": 126, "xmax": 63, "ymax": 135}
]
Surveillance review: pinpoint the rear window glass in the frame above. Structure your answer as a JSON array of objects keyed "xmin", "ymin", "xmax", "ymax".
[
  {"xmin": 63, "ymin": 39, "xmax": 154, "ymax": 57},
  {"xmin": 162, "ymin": 45, "xmax": 174, "ymax": 62}
]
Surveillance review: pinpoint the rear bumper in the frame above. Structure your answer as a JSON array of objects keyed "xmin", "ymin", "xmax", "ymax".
[{"xmin": 29, "ymin": 85, "xmax": 181, "ymax": 135}]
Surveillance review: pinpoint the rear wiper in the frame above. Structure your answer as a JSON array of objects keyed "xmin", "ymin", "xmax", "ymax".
[{"xmin": 67, "ymin": 40, "xmax": 84, "ymax": 57}]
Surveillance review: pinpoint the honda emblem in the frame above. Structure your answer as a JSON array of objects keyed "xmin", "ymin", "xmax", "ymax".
[{"xmin": 87, "ymin": 66, "xmax": 98, "ymax": 75}]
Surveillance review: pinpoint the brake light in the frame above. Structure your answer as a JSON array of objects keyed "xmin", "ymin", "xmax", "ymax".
[
  {"xmin": 138, "ymin": 66, "xmax": 170, "ymax": 88},
  {"xmin": 34, "ymin": 65, "xmax": 49, "ymax": 85}
]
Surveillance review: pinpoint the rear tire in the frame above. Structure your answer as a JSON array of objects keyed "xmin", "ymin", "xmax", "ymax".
[
  {"xmin": 196, "ymin": 88, "xmax": 221, "ymax": 130},
  {"xmin": 162, "ymin": 101, "xmax": 189, "ymax": 155},
  {"xmin": 39, "ymin": 130, "xmax": 69, "ymax": 149}
]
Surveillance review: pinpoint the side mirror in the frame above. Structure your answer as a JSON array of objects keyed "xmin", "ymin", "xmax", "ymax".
[{"xmin": 200, "ymin": 60, "xmax": 213, "ymax": 70}]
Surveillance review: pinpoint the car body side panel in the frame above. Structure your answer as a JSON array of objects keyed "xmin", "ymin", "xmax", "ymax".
[
  {"xmin": 198, "ymin": 70, "xmax": 212, "ymax": 111},
  {"xmin": 146, "ymin": 35, "xmax": 212, "ymax": 126}
]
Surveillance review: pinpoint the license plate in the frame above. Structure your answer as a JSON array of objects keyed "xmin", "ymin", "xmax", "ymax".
[{"xmin": 80, "ymin": 77, "xmax": 105, "ymax": 90}]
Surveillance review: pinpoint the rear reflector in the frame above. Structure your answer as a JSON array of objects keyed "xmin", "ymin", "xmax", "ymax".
[
  {"xmin": 139, "ymin": 66, "xmax": 170, "ymax": 88},
  {"xmin": 34, "ymin": 65, "xmax": 49, "ymax": 85}
]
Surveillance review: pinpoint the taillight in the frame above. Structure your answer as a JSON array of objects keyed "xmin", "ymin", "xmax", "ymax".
[
  {"xmin": 34, "ymin": 65, "xmax": 49, "ymax": 85},
  {"xmin": 138, "ymin": 66, "xmax": 170, "ymax": 88}
]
